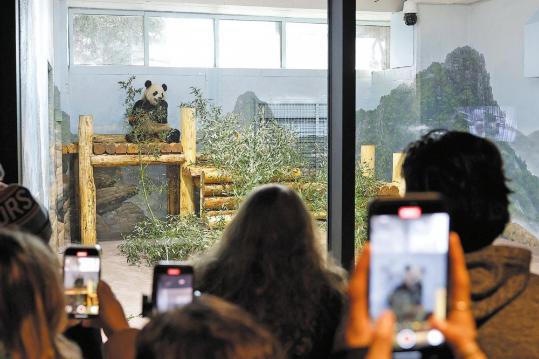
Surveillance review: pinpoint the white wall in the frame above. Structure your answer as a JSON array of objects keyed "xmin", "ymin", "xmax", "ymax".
[
  {"xmin": 19, "ymin": 0, "xmax": 55, "ymax": 207},
  {"xmin": 415, "ymin": 4, "xmax": 470, "ymax": 71},
  {"xmin": 469, "ymin": 0, "xmax": 539, "ymax": 135},
  {"xmin": 413, "ymin": 1, "xmax": 539, "ymax": 135}
]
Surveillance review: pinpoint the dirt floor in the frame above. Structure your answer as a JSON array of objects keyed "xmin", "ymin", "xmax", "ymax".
[{"xmin": 100, "ymin": 241, "xmax": 151, "ymax": 328}]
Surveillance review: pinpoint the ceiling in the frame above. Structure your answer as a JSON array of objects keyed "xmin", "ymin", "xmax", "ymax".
[{"xmin": 67, "ymin": 0, "xmax": 488, "ymax": 16}]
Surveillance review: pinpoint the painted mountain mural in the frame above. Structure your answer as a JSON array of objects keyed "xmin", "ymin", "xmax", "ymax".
[{"xmin": 357, "ymin": 46, "xmax": 539, "ymax": 231}]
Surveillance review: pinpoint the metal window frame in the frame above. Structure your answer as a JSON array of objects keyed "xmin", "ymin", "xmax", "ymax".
[
  {"xmin": 67, "ymin": 7, "xmax": 380, "ymax": 74},
  {"xmin": 328, "ymin": 0, "xmax": 356, "ymax": 269}
]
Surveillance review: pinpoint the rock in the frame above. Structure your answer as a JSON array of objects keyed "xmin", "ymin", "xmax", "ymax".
[
  {"xmin": 94, "ymin": 168, "xmax": 122, "ymax": 189},
  {"xmin": 96, "ymin": 185, "xmax": 138, "ymax": 214},
  {"xmin": 97, "ymin": 202, "xmax": 146, "ymax": 241},
  {"xmin": 233, "ymin": 91, "xmax": 274, "ymax": 127},
  {"xmin": 503, "ymin": 222, "xmax": 539, "ymax": 249},
  {"xmin": 96, "ymin": 214, "xmax": 111, "ymax": 239}
]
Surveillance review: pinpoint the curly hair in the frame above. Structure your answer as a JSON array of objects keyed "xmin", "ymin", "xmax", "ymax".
[
  {"xmin": 136, "ymin": 295, "xmax": 284, "ymax": 359},
  {"xmin": 195, "ymin": 185, "xmax": 346, "ymax": 358},
  {"xmin": 402, "ymin": 130, "xmax": 511, "ymax": 252}
]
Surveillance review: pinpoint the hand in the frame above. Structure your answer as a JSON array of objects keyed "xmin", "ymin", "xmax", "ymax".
[
  {"xmin": 346, "ymin": 245, "xmax": 395, "ymax": 359},
  {"xmin": 430, "ymin": 233, "xmax": 487, "ymax": 359},
  {"xmin": 97, "ymin": 280, "xmax": 130, "ymax": 337}
]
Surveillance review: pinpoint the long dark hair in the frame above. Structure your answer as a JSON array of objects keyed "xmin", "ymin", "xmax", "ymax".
[{"xmin": 195, "ymin": 185, "xmax": 346, "ymax": 356}]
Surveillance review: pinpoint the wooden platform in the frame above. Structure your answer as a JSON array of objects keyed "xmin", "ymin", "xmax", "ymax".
[{"xmin": 76, "ymin": 108, "xmax": 196, "ymax": 245}]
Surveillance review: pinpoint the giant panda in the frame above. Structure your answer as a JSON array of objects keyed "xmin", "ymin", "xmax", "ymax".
[{"xmin": 126, "ymin": 80, "xmax": 180, "ymax": 143}]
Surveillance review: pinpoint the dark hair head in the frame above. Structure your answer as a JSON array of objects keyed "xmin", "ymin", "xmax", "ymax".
[
  {"xmin": 195, "ymin": 185, "xmax": 345, "ymax": 356},
  {"xmin": 0, "ymin": 228, "xmax": 65, "ymax": 356},
  {"xmin": 136, "ymin": 295, "xmax": 284, "ymax": 359},
  {"xmin": 402, "ymin": 130, "xmax": 511, "ymax": 252}
]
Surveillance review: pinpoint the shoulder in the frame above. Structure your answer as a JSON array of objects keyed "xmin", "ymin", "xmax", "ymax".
[{"xmin": 133, "ymin": 99, "xmax": 144, "ymax": 108}]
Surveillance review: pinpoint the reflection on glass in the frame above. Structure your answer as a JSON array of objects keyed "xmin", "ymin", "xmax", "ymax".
[
  {"xmin": 149, "ymin": 17, "xmax": 214, "ymax": 67},
  {"xmin": 73, "ymin": 15, "xmax": 144, "ymax": 65},
  {"xmin": 218, "ymin": 20, "xmax": 281, "ymax": 69},
  {"xmin": 286, "ymin": 22, "xmax": 328, "ymax": 70},
  {"xmin": 356, "ymin": 25, "xmax": 390, "ymax": 71}
]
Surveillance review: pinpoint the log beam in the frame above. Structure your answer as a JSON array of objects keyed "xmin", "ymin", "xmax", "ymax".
[{"xmin": 91, "ymin": 154, "xmax": 185, "ymax": 167}]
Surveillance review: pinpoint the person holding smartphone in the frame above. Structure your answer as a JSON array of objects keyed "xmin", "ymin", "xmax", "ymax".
[
  {"xmin": 402, "ymin": 130, "xmax": 539, "ymax": 358},
  {"xmin": 343, "ymin": 233, "xmax": 487, "ymax": 359}
]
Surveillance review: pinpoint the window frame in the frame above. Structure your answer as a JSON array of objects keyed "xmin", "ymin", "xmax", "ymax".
[{"xmin": 68, "ymin": 8, "xmax": 387, "ymax": 72}]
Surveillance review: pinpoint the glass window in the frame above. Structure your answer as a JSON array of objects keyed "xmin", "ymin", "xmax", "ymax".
[
  {"xmin": 148, "ymin": 17, "xmax": 215, "ymax": 67},
  {"xmin": 218, "ymin": 20, "xmax": 281, "ymax": 69},
  {"xmin": 72, "ymin": 14, "xmax": 144, "ymax": 65},
  {"xmin": 356, "ymin": 25, "xmax": 390, "ymax": 71},
  {"xmin": 286, "ymin": 22, "xmax": 328, "ymax": 70},
  {"xmin": 356, "ymin": 4, "xmax": 539, "ymax": 258}
]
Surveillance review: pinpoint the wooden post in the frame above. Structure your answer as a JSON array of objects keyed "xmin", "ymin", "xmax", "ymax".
[
  {"xmin": 181, "ymin": 107, "xmax": 196, "ymax": 164},
  {"xmin": 179, "ymin": 107, "xmax": 196, "ymax": 216},
  {"xmin": 392, "ymin": 152, "xmax": 405, "ymax": 195},
  {"xmin": 360, "ymin": 145, "xmax": 376, "ymax": 178},
  {"xmin": 79, "ymin": 115, "xmax": 97, "ymax": 245}
]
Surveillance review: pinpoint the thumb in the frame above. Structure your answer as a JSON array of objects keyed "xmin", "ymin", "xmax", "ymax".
[{"xmin": 366, "ymin": 311, "xmax": 395, "ymax": 359}]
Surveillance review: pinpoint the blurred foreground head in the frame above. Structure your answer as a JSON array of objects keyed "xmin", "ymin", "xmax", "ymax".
[
  {"xmin": 0, "ymin": 163, "xmax": 51, "ymax": 243},
  {"xmin": 136, "ymin": 295, "xmax": 284, "ymax": 359},
  {"xmin": 0, "ymin": 228, "xmax": 65, "ymax": 358},
  {"xmin": 403, "ymin": 130, "xmax": 510, "ymax": 252}
]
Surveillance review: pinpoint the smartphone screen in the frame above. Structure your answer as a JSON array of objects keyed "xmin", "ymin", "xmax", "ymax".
[
  {"xmin": 369, "ymin": 196, "xmax": 449, "ymax": 351},
  {"xmin": 64, "ymin": 247, "xmax": 100, "ymax": 318},
  {"xmin": 153, "ymin": 263, "xmax": 193, "ymax": 313}
]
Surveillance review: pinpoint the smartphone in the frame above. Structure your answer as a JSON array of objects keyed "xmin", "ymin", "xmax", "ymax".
[
  {"xmin": 63, "ymin": 246, "xmax": 101, "ymax": 319},
  {"xmin": 152, "ymin": 262, "xmax": 194, "ymax": 313},
  {"xmin": 368, "ymin": 193, "xmax": 449, "ymax": 351}
]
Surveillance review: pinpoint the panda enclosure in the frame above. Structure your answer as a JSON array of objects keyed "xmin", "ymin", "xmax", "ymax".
[{"xmin": 65, "ymin": 108, "xmax": 401, "ymax": 245}]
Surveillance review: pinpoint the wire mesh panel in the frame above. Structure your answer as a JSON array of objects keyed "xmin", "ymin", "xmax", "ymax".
[{"xmin": 259, "ymin": 103, "xmax": 328, "ymax": 171}]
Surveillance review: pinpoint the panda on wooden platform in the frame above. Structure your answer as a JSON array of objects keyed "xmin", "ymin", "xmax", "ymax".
[{"xmin": 126, "ymin": 80, "xmax": 181, "ymax": 143}]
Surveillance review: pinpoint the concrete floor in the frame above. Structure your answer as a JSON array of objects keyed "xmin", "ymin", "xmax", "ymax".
[{"xmin": 100, "ymin": 241, "xmax": 151, "ymax": 328}]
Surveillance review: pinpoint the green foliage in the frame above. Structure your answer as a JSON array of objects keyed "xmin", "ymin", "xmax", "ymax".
[
  {"xmin": 355, "ymin": 167, "xmax": 383, "ymax": 247},
  {"xmin": 118, "ymin": 75, "xmax": 142, "ymax": 118},
  {"xmin": 119, "ymin": 215, "xmax": 222, "ymax": 266},
  {"xmin": 190, "ymin": 87, "xmax": 304, "ymax": 198}
]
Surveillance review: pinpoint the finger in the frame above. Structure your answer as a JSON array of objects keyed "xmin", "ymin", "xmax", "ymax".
[
  {"xmin": 97, "ymin": 280, "xmax": 112, "ymax": 298},
  {"xmin": 365, "ymin": 311, "xmax": 395, "ymax": 359},
  {"xmin": 349, "ymin": 244, "xmax": 370, "ymax": 321},
  {"xmin": 448, "ymin": 232, "xmax": 471, "ymax": 305}
]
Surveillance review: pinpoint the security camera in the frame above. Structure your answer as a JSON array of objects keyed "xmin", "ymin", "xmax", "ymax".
[{"xmin": 403, "ymin": 0, "xmax": 418, "ymax": 26}]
